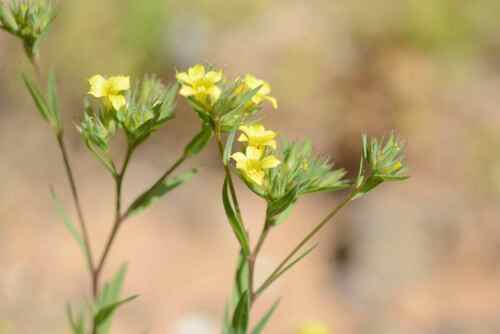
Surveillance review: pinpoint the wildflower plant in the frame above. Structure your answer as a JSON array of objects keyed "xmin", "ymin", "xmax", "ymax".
[
  {"xmin": 3, "ymin": 2, "xmax": 214, "ymax": 333},
  {"xmin": 177, "ymin": 64, "xmax": 409, "ymax": 333},
  {"xmin": 1, "ymin": 0, "xmax": 409, "ymax": 332}
]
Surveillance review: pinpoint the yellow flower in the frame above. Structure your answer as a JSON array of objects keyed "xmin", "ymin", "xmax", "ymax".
[
  {"xmin": 88, "ymin": 75, "xmax": 130, "ymax": 111},
  {"xmin": 231, "ymin": 146, "xmax": 280, "ymax": 186},
  {"xmin": 298, "ymin": 322, "xmax": 328, "ymax": 334},
  {"xmin": 238, "ymin": 123, "xmax": 277, "ymax": 149},
  {"xmin": 241, "ymin": 74, "xmax": 278, "ymax": 109},
  {"xmin": 176, "ymin": 64, "xmax": 223, "ymax": 106}
]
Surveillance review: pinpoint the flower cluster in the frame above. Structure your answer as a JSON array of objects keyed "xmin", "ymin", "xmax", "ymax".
[
  {"xmin": 355, "ymin": 133, "xmax": 408, "ymax": 196},
  {"xmin": 176, "ymin": 64, "xmax": 277, "ymax": 132},
  {"xmin": 80, "ymin": 74, "xmax": 178, "ymax": 171},
  {"xmin": 176, "ymin": 64, "xmax": 277, "ymax": 110},
  {"xmin": 230, "ymin": 123, "xmax": 280, "ymax": 187},
  {"xmin": 176, "ymin": 64, "xmax": 223, "ymax": 107},
  {"xmin": 0, "ymin": 0, "xmax": 56, "ymax": 61}
]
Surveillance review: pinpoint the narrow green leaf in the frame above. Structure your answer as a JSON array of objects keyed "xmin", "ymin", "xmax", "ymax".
[
  {"xmin": 95, "ymin": 264, "xmax": 129, "ymax": 334},
  {"xmin": 231, "ymin": 291, "xmax": 250, "ymax": 334},
  {"xmin": 50, "ymin": 189, "xmax": 89, "ymax": 261},
  {"xmin": 235, "ymin": 252, "xmax": 249, "ymax": 299},
  {"xmin": 94, "ymin": 295, "xmax": 138, "ymax": 328},
  {"xmin": 127, "ymin": 169, "xmax": 197, "ymax": 217},
  {"xmin": 47, "ymin": 70, "xmax": 62, "ymax": 132},
  {"xmin": 223, "ymin": 129, "xmax": 237, "ymax": 166},
  {"xmin": 222, "ymin": 177, "xmax": 250, "ymax": 256},
  {"xmin": 66, "ymin": 303, "xmax": 86, "ymax": 334},
  {"xmin": 22, "ymin": 73, "xmax": 50, "ymax": 121},
  {"xmin": 184, "ymin": 122, "xmax": 212, "ymax": 157},
  {"xmin": 251, "ymin": 299, "xmax": 281, "ymax": 334}
]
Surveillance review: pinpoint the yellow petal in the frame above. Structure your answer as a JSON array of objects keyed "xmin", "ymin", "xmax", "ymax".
[
  {"xmin": 231, "ymin": 152, "xmax": 248, "ymax": 169},
  {"xmin": 231, "ymin": 152, "xmax": 247, "ymax": 163},
  {"xmin": 247, "ymin": 169, "xmax": 265, "ymax": 186},
  {"xmin": 208, "ymin": 86, "xmax": 221, "ymax": 101},
  {"xmin": 179, "ymin": 85, "xmax": 196, "ymax": 97},
  {"xmin": 265, "ymin": 96, "xmax": 278, "ymax": 109},
  {"xmin": 267, "ymin": 139, "xmax": 277, "ymax": 149},
  {"xmin": 88, "ymin": 75, "xmax": 107, "ymax": 97},
  {"xmin": 261, "ymin": 155, "xmax": 280, "ymax": 169},
  {"xmin": 109, "ymin": 76, "xmax": 130, "ymax": 92},
  {"xmin": 258, "ymin": 82, "xmax": 271, "ymax": 96},
  {"xmin": 108, "ymin": 94, "xmax": 126, "ymax": 111},
  {"xmin": 205, "ymin": 70, "xmax": 223, "ymax": 83},
  {"xmin": 243, "ymin": 124, "xmax": 265, "ymax": 135},
  {"xmin": 188, "ymin": 64, "xmax": 205, "ymax": 81},
  {"xmin": 243, "ymin": 74, "xmax": 260, "ymax": 89},
  {"xmin": 246, "ymin": 146, "xmax": 263, "ymax": 161},
  {"xmin": 237, "ymin": 133, "xmax": 249, "ymax": 143},
  {"xmin": 239, "ymin": 125, "xmax": 251, "ymax": 134},
  {"xmin": 176, "ymin": 72, "xmax": 191, "ymax": 84},
  {"xmin": 251, "ymin": 95, "xmax": 263, "ymax": 105},
  {"xmin": 298, "ymin": 322, "xmax": 329, "ymax": 334}
]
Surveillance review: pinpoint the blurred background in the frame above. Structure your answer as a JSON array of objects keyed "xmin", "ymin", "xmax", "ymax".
[{"xmin": 1, "ymin": 0, "xmax": 500, "ymax": 333}]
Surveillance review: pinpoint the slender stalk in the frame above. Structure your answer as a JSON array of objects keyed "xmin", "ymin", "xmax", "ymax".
[
  {"xmin": 255, "ymin": 191, "xmax": 356, "ymax": 297},
  {"xmin": 92, "ymin": 145, "xmax": 134, "ymax": 297},
  {"xmin": 248, "ymin": 215, "xmax": 272, "ymax": 304},
  {"xmin": 57, "ymin": 134, "xmax": 96, "ymax": 283},
  {"xmin": 27, "ymin": 50, "xmax": 42, "ymax": 80}
]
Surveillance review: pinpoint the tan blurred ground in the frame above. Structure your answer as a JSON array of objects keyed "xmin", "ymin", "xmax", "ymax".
[{"xmin": 1, "ymin": 0, "xmax": 500, "ymax": 333}]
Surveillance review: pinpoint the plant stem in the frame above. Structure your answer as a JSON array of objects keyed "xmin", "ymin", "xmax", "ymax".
[
  {"xmin": 92, "ymin": 145, "xmax": 134, "ymax": 298},
  {"xmin": 27, "ymin": 50, "xmax": 42, "ymax": 81},
  {"xmin": 57, "ymin": 134, "xmax": 96, "ymax": 288},
  {"xmin": 255, "ymin": 191, "xmax": 356, "ymax": 297},
  {"xmin": 248, "ymin": 215, "xmax": 272, "ymax": 304}
]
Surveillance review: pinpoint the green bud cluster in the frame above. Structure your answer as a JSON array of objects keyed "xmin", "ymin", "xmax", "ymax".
[
  {"xmin": 0, "ymin": 0, "xmax": 55, "ymax": 62},
  {"xmin": 355, "ymin": 133, "xmax": 408, "ymax": 197},
  {"xmin": 117, "ymin": 76, "xmax": 178, "ymax": 146},
  {"xmin": 210, "ymin": 78, "xmax": 263, "ymax": 131},
  {"xmin": 267, "ymin": 140, "xmax": 350, "ymax": 199}
]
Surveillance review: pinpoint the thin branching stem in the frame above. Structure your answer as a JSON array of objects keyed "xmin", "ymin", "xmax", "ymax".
[
  {"xmin": 121, "ymin": 153, "xmax": 187, "ymax": 220},
  {"xmin": 92, "ymin": 145, "xmax": 135, "ymax": 297},
  {"xmin": 57, "ymin": 134, "xmax": 96, "ymax": 284},
  {"xmin": 248, "ymin": 215, "xmax": 272, "ymax": 304},
  {"xmin": 255, "ymin": 191, "xmax": 356, "ymax": 297}
]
